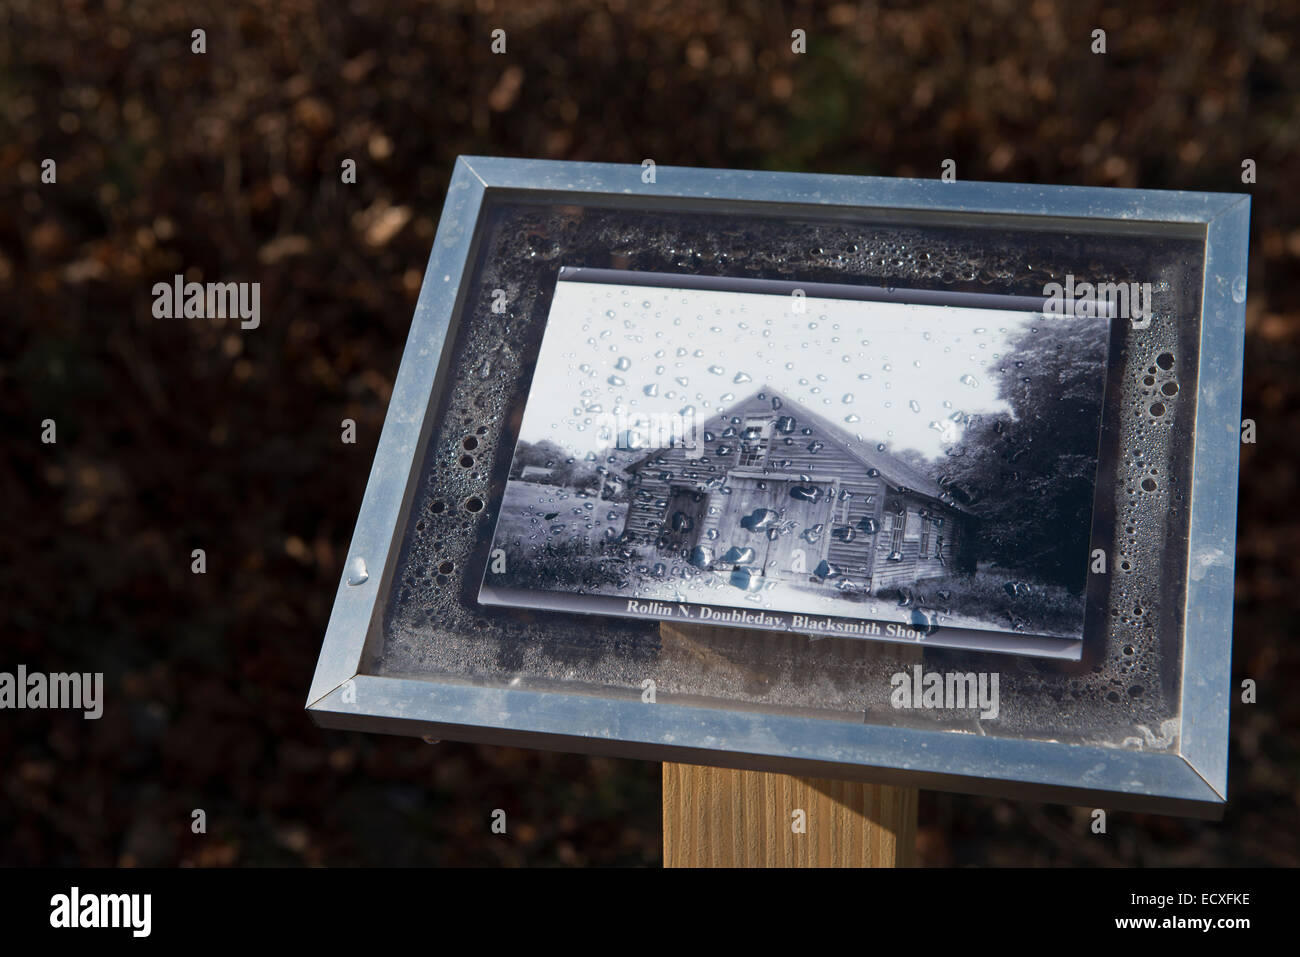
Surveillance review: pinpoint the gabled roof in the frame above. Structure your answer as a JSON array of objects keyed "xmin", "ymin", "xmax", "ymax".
[{"xmin": 628, "ymin": 386, "xmax": 959, "ymax": 508}]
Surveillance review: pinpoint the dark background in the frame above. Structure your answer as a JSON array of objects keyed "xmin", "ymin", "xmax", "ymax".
[{"xmin": 1, "ymin": 0, "xmax": 1296, "ymax": 866}]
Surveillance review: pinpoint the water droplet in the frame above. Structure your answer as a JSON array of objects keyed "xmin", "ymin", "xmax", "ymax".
[
  {"xmin": 722, "ymin": 545, "xmax": 758, "ymax": 563},
  {"xmin": 789, "ymin": 485, "xmax": 822, "ymax": 503},
  {"xmin": 729, "ymin": 567, "xmax": 763, "ymax": 592},
  {"xmin": 910, "ymin": 608, "xmax": 939, "ymax": 636},
  {"xmin": 346, "ymin": 556, "xmax": 369, "ymax": 586},
  {"xmin": 739, "ymin": 509, "xmax": 779, "ymax": 532},
  {"xmin": 813, "ymin": 559, "xmax": 842, "ymax": 580},
  {"xmin": 690, "ymin": 546, "xmax": 715, "ymax": 569}
]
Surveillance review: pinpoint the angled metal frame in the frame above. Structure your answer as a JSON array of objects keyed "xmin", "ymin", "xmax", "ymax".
[{"xmin": 307, "ymin": 156, "xmax": 1249, "ymax": 818}]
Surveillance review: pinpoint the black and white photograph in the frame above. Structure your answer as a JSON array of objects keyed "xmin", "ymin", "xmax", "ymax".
[{"xmin": 480, "ymin": 271, "xmax": 1110, "ymax": 656}]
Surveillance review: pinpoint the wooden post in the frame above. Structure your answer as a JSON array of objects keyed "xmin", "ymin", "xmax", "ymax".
[
  {"xmin": 657, "ymin": 621, "xmax": 918, "ymax": 866},
  {"xmin": 663, "ymin": 763, "xmax": 916, "ymax": 867}
]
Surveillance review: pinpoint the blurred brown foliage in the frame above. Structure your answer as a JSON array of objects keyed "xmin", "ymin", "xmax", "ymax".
[{"xmin": 0, "ymin": 0, "xmax": 1296, "ymax": 865}]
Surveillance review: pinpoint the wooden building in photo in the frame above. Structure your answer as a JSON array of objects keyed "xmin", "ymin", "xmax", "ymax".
[{"xmin": 622, "ymin": 388, "xmax": 975, "ymax": 594}]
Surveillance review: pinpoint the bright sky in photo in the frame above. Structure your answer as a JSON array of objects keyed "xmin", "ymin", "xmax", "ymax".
[{"xmin": 519, "ymin": 277, "xmax": 1048, "ymax": 461}]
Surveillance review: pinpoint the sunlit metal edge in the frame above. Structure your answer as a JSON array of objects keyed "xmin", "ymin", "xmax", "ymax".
[
  {"xmin": 309, "ymin": 675, "xmax": 1225, "ymax": 818},
  {"xmin": 305, "ymin": 157, "xmax": 486, "ymax": 707},
  {"xmin": 1178, "ymin": 197, "xmax": 1250, "ymax": 800},
  {"xmin": 460, "ymin": 155, "xmax": 1246, "ymax": 223}
]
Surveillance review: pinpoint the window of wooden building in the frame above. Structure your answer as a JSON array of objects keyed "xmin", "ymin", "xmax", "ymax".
[
  {"xmin": 890, "ymin": 509, "xmax": 906, "ymax": 553},
  {"xmin": 738, "ymin": 418, "xmax": 771, "ymax": 467}
]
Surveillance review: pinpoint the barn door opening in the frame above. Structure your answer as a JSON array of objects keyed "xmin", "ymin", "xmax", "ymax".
[
  {"xmin": 661, "ymin": 485, "xmax": 707, "ymax": 552},
  {"xmin": 761, "ymin": 479, "xmax": 836, "ymax": 581},
  {"xmin": 710, "ymin": 475, "xmax": 835, "ymax": 582}
]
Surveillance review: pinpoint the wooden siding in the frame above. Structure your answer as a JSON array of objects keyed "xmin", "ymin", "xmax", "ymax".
[
  {"xmin": 823, "ymin": 480, "xmax": 883, "ymax": 583},
  {"xmin": 869, "ymin": 492, "xmax": 960, "ymax": 591},
  {"xmin": 622, "ymin": 391, "xmax": 973, "ymax": 594}
]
